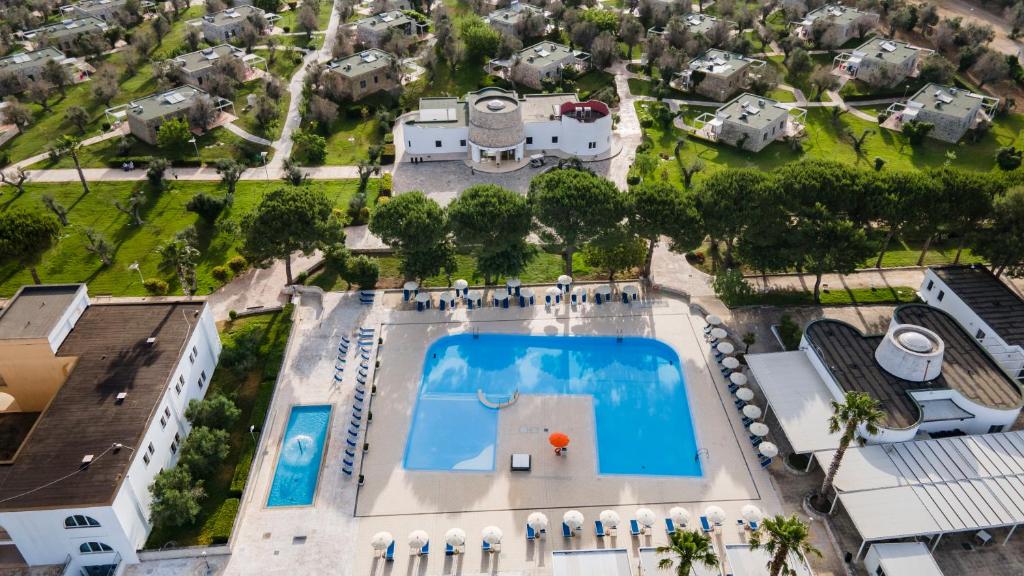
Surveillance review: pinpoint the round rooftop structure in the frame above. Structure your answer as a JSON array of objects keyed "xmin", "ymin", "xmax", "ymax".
[
  {"xmin": 875, "ymin": 323, "xmax": 944, "ymax": 382},
  {"xmin": 468, "ymin": 91, "xmax": 524, "ymax": 149}
]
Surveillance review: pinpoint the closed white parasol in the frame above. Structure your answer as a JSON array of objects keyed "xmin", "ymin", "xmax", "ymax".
[
  {"xmin": 481, "ymin": 526, "xmax": 503, "ymax": 545},
  {"xmin": 403, "ymin": 281, "xmax": 419, "ymax": 292},
  {"xmin": 635, "ymin": 507, "xmax": 656, "ymax": 527},
  {"xmin": 749, "ymin": 422, "xmax": 770, "ymax": 437},
  {"xmin": 546, "ymin": 286, "xmax": 562, "ymax": 297},
  {"xmin": 557, "ymin": 274, "xmax": 573, "ymax": 286},
  {"xmin": 741, "ymin": 505, "xmax": 763, "ymax": 524},
  {"xmin": 371, "ymin": 532, "xmax": 394, "ymax": 550},
  {"xmin": 722, "ymin": 357, "xmax": 740, "ymax": 369},
  {"xmin": 669, "ymin": 507, "xmax": 690, "ymax": 527},
  {"xmin": 735, "ymin": 387, "xmax": 755, "ymax": 401},
  {"xmin": 716, "ymin": 342, "xmax": 735, "ymax": 355},
  {"xmin": 710, "ymin": 328, "xmax": 728, "ymax": 340},
  {"xmin": 759, "ymin": 442, "xmax": 779, "ymax": 458},
  {"xmin": 594, "ymin": 284, "xmax": 612, "ymax": 296},
  {"xmin": 445, "ymin": 528, "xmax": 466, "ymax": 547},
  {"xmin": 730, "ymin": 372, "xmax": 748, "ymax": 386},
  {"xmin": 599, "ymin": 510, "xmax": 620, "ymax": 528},
  {"xmin": 706, "ymin": 314, "xmax": 722, "ymax": 326},
  {"xmin": 705, "ymin": 506, "xmax": 727, "ymax": 525},
  {"xmin": 563, "ymin": 510, "xmax": 584, "ymax": 531},
  {"xmin": 453, "ymin": 279, "xmax": 468, "ymax": 291},
  {"xmin": 742, "ymin": 404, "xmax": 763, "ymax": 419},
  {"xmin": 527, "ymin": 512, "xmax": 549, "ymax": 532},
  {"xmin": 408, "ymin": 530, "xmax": 429, "ymax": 549}
]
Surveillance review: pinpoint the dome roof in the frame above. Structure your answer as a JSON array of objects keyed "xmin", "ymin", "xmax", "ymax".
[{"xmin": 898, "ymin": 330, "xmax": 935, "ymax": 353}]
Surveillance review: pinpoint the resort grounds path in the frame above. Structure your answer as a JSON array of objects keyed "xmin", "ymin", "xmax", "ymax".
[{"xmin": 19, "ymin": 164, "xmax": 362, "ymax": 182}]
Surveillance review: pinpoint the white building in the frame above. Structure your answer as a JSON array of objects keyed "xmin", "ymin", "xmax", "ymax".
[
  {"xmin": 0, "ymin": 285, "xmax": 221, "ymax": 574},
  {"xmin": 793, "ymin": 3, "xmax": 879, "ymax": 46},
  {"xmin": 399, "ymin": 87, "xmax": 612, "ymax": 166},
  {"xmin": 692, "ymin": 93, "xmax": 806, "ymax": 152},
  {"xmin": 919, "ymin": 265, "xmax": 1024, "ymax": 382},
  {"xmin": 864, "ymin": 543, "xmax": 945, "ymax": 576}
]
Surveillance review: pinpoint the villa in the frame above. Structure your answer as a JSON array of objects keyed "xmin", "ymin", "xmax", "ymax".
[
  {"xmin": 919, "ymin": 265, "xmax": 1024, "ymax": 382},
  {"xmin": 108, "ymin": 85, "xmax": 234, "ymax": 145},
  {"xmin": 881, "ymin": 83, "xmax": 999, "ymax": 143},
  {"xmin": 59, "ymin": 0, "xmax": 154, "ymax": 22},
  {"xmin": 485, "ymin": 2, "xmax": 544, "ymax": 37},
  {"xmin": 487, "ymin": 42, "xmax": 589, "ymax": 90},
  {"xmin": 672, "ymin": 49, "xmax": 766, "ymax": 102},
  {"xmin": 691, "ymin": 93, "xmax": 807, "ymax": 152},
  {"xmin": 160, "ymin": 44, "xmax": 265, "ymax": 89},
  {"xmin": 0, "ymin": 285, "xmax": 220, "ymax": 574},
  {"xmin": 833, "ymin": 37, "xmax": 931, "ymax": 87},
  {"xmin": 354, "ymin": 11, "xmax": 424, "ymax": 48},
  {"xmin": 793, "ymin": 4, "xmax": 879, "ymax": 46},
  {"xmin": 198, "ymin": 5, "xmax": 277, "ymax": 43},
  {"xmin": 400, "ymin": 87, "xmax": 612, "ymax": 165},
  {"xmin": 0, "ymin": 48, "xmax": 91, "ymax": 95},
  {"xmin": 16, "ymin": 18, "xmax": 109, "ymax": 55},
  {"xmin": 322, "ymin": 49, "xmax": 399, "ymax": 101}
]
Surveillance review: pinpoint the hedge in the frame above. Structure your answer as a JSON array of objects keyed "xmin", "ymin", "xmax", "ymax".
[
  {"xmin": 229, "ymin": 439, "xmax": 255, "ymax": 496},
  {"xmin": 202, "ymin": 498, "xmax": 240, "ymax": 545}
]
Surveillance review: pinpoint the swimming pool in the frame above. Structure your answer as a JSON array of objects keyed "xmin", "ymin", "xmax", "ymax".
[
  {"xmin": 267, "ymin": 405, "xmax": 332, "ymax": 507},
  {"xmin": 403, "ymin": 334, "xmax": 703, "ymax": 477}
]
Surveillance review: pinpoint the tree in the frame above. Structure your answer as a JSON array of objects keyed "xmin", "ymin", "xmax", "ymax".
[
  {"xmin": 41, "ymin": 194, "xmax": 69, "ymax": 226},
  {"xmin": 528, "ymin": 169, "xmax": 625, "ymax": 276},
  {"xmin": 149, "ymin": 467, "xmax": 205, "ymax": 528},
  {"xmin": 930, "ymin": 167, "xmax": 1002, "ymax": 264},
  {"xmin": 619, "ymin": 15, "xmax": 644, "ymax": 59},
  {"xmin": 160, "ymin": 236, "xmax": 200, "ymax": 295},
  {"xmin": 872, "ymin": 169, "xmax": 934, "ymax": 268},
  {"xmin": 83, "ymin": 227, "xmax": 113, "ymax": 265},
  {"xmin": 189, "ymin": 95, "xmax": 220, "ymax": 132},
  {"xmin": 447, "ymin": 184, "xmax": 533, "ymax": 285},
  {"xmin": 25, "ymin": 78, "xmax": 53, "ymax": 111},
  {"xmin": 996, "ymin": 146, "xmax": 1023, "ymax": 171},
  {"xmin": 749, "ymin": 515, "xmax": 821, "ymax": 576},
  {"xmin": 156, "ymin": 117, "xmax": 192, "ymax": 154},
  {"xmin": 971, "ymin": 186, "xmax": 1024, "ymax": 278},
  {"xmin": 186, "ymin": 193, "xmax": 227, "ymax": 222},
  {"xmin": 345, "ymin": 254, "xmax": 380, "ymax": 288},
  {"xmin": 185, "ymin": 393, "xmax": 241, "ymax": 430},
  {"xmin": 91, "ymin": 65, "xmax": 120, "ymax": 105},
  {"xmin": 590, "ymin": 31, "xmax": 619, "ymax": 68},
  {"xmin": 65, "ymin": 105, "xmax": 90, "ymax": 133},
  {"xmin": 0, "ymin": 209, "xmax": 61, "ymax": 284},
  {"xmin": 369, "ymin": 191, "xmax": 451, "ymax": 282},
  {"xmin": 42, "ymin": 59, "xmax": 70, "ymax": 96},
  {"xmin": 153, "ymin": 14, "xmax": 171, "ymax": 45},
  {"xmin": 785, "ymin": 47, "xmax": 811, "ymax": 78},
  {"xmin": 582, "ymin": 226, "xmax": 647, "ymax": 280},
  {"xmin": 293, "ymin": 129, "xmax": 327, "ymax": 164},
  {"xmin": 253, "ymin": 95, "xmax": 279, "ymax": 131},
  {"xmin": 971, "ymin": 49, "xmax": 1010, "ymax": 87},
  {"xmin": 457, "ymin": 15, "xmax": 500, "ymax": 63},
  {"xmin": 147, "ymin": 157, "xmax": 170, "ymax": 190},
  {"xmin": 241, "ymin": 187, "xmax": 346, "ymax": 284},
  {"xmin": 570, "ymin": 20, "xmax": 599, "ymax": 50},
  {"xmin": 630, "ymin": 181, "xmax": 701, "ymax": 278},
  {"xmin": 308, "ymin": 95, "xmax": 338, "ymax": 128},
  {"xmin": 297, "ymin": 3, "xmax": 318, "ymax": 38},
  {"xmin": 0, "ymin": 167, "xmax": 29, "ymax": 196},
  {"xmin": 814, "ymin": 391, "xmax": 884, "ymax": 510},
  {"xmin": 791, "ymin": 205, "xmax": 875, "ymax": 303},
  {"xmin": 655, "ymin": 530, "xmax": 719, "ymax": 576},
  {"xmin": 216, "ymin": 159, "xmax": 244, "ymax": 200},
  {"xmin": 55, "ymin": 135, "xmax": 89, "ymax": 195},
  {"xmin": 178, "ymin": 426, "xmax": 231, "ymax": 478},
  {"xmin": 901, "ymin": 120, "xmax": 934, "ymax": 145},
  {"xmin": 918, "ymin": 53, "xmax": 955, "ymax": 85},
  {"xmin": 1, "ymin": 98, "xmax": 32, "ymax": 130},
  {"xmin": 808, "ymin": 66, "xmax": 838, "ymax": 99},
  {"xmin": 696, "ymin": 168, "xmax": 768, "ymax": 268}
]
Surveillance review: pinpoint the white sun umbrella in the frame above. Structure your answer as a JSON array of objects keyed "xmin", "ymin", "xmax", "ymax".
[
  {"xmin": 742, "ymin": 404, "xmax": 763, "ymax": 419},
  {"xmin": 730, "ymin": 372, "xmax": 748, "ymax": 386},
  {"xmin": 622, "ymin": 284, "xmax": 639, "ymax": 296},
  {"xmin": 735, "ymin": 387, "xmax": 755, "ymax": 401},
  {"xmin": 506, "ymin": 277, "xmax": 522, "ymax": 290},
  {"xmin": 635, "ymin": 507, "xmax": 656, "ymax": 527},
  {"xmin": 722, "ymin": 357, "xmax": 741, "ymax": 370},
  {"xmin": 403, "ymin": 280, "xmax": 419, "ymax": 292},
  {"xmin": 669, "ymin": 507, "xmax": 691, "ymax": 527},
  {"xmin": 546, "ymin": 286, "xmax": 562, "ymax": 298},
  {"xmin": 445, "ymin": 528, "xmax": 466, "ymax": 548},
  {"xmin": 557, "ymin": 274, "xmax": 573, "ymax": 287},
  {"xmin": 710, "ymin": 328, "xmax": 728, "ymax": 340},
  {"xmin": 408, "ymin": 530, "xmax": 429, "ymax": 549},
  {"xmin": 706, "ymin": 314, "xmax": 722, "ymax": 326},
  {"xmin": 563, "ymin": 510, "xmax": 584, "ymax": 531},
  {"xmin": 414, "ymin": 292, "xmax": 430, "ymax": 303},
  {"xmin": 481, "ymin": 526, "xmax": 503, "ymax": 545},
  {"xmin": 705, "ymin": 505, "xmax": 727, "ymax": 525},
  {"xmin": 527, "ymin": 512, "xmax": 549, "ymax": 532},
  {"xmin": 453, "ymin": 279, "xmax": 469, "ymax": 293},
  {"xmin": 759, "ymin": 441, "xmax": 779, "ymax": 458},
  {"xmin": 594, "ymin": 284, "xmax": 612, "ymax": 296},
  {"xmin": 371, "ymin": 531, "xmax": 394, "ymax": 550},
  {"xmin": 599, "ymin": 510, "xmax": 620, "ymax": 528},
  {"xmin": 749, "ymin": 422, "xmax": 770, "ymax": 437},
  {"xmin": 716, "ymin": 342, "xmax": 735, "ymax": 355},
  {"xmin": 741, "ymin": 505, "xmax": 763, "ymax": 524}
]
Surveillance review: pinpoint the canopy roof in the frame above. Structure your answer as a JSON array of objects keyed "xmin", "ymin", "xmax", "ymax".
[{"xmin": 552, "ymin": 549, "xmax": 631, "ymax": 576}]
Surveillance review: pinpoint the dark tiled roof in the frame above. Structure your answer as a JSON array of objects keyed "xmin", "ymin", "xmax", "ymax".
[
  {"xmin": 0, "ymin": 302, "xmax": 203, "ymax": 511},
  {"xmin": 931, "ymin": 265, "xmax": 1024, "ymax": 350},
  {"xmin": 804, "ymin": 304, "xmax": 1022, "ymax": 430}
]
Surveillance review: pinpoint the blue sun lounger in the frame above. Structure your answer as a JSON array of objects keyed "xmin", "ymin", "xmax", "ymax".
[
  {"xmin": 595, "ymin": 521, "xmax": 606, "ymax": 537},
  {"xmin": 630, "ymin": 519, "xmax": 641, "ymax": 536},
  {"xmin": 420, "ymin": 541, "xmax": 429, "ymax": 556},
  {"xmin": 562, "ymin": 522, "xmax": 572, "ymax": 537},
  {"xmin": 482, "ymin": 541, "xmax": 491, "ymax": 552},
  {"xmin": 526, "ymin": 524, "xmax": 536, "ymax": 540},
  {"xmin": 445, "ymin": 543, "xmax": 454, "ymax": 556},
  {"xmin": 665, "ymin": 518, "xmax": 676, "ymax": 534},
  {"xmin": 700, "ymin": 516, "xmax": 712, "ymax": 533},
  {"xmin": 384, "ymin": 541, "xmax": 395, "ymax": 561},
  {"xmin": 747, "ymin": 520, "xmax": 759, "ymax": 531}
]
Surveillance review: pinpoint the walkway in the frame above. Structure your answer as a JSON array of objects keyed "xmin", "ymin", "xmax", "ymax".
[
  {"xmin": 20, "ymin": 164, "xmax": 362, "ymax": 182},
  {"xmin": 223, "ymin": 122, "xmax": 274, "ymax": 146},
  {"xmin": 11, "ymin": 124, "xmax": 128, "ymax": 170}
]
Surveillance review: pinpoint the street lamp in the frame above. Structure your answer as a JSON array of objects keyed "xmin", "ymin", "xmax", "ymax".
[
  {"xmin": 128, "ymin": 262, "xmax": 144, "ymax": 284},
  {"xmin": 260, "ymin": 151, "xmax": 269, "ymax": 180},
  {"xmin": 249, "ymin": 425, "xmax": 256, "ymax": 444},
  {"xmin": 188, "ymin": 137, "xmax": 199, "ymax": 159}
]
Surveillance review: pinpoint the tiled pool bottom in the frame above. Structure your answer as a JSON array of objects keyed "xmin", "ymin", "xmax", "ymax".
[
  {"xmin": 403, "ymin": 334, "xmax": 703, "ymax": 477},
  {"xmin": 267, "ymin": 405, "xmax": 332, "ymax": 507}
]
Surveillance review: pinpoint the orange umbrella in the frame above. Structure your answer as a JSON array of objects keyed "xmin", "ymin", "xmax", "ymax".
[{"xmin": 549, "ymin": 432, "xmax": 570, "ymax": 449}]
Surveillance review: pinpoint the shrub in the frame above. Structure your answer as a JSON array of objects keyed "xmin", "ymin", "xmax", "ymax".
[
  {"xmin": 211, "ymin": 266, "xmax": 231, "ymax": 283},
  {"xmin": 347, "ymin": 193, "xmax": 368, "ymax": 224},
  {"xmin": 902, "ymin": 120, "xmax": 934, "ymax": 145},
  {"xmin": 345, "ymin": 255, "xmax": 379, "ymax": 289},
  {"xmin": 381, "ymin": 144, "xmax": 395, "ymax": 164},
  {"xmin": 149, "ymin": 467, "xmax": 205, "ymax": 528},
  {"xmin": 377, "ymin": 196, "xmax": 390, "ymax": 206},
  {"xmin": 778, "ymin": 315, "xmax": 803, "ymax": 351},
  {"xmin": 229, "ymin": 441, "xmax": 254, "ymax": 496},
  {"xmin": 228, "ymin": 309, "xmax": 238, "ymax": 321},
  {"xmin": 227, "ymin": 255, "xmax": 248, "ymax": 274},
  {"xmin": 203, "ymin": 498, "xmax": 239, "ymax": 544},
  {"xmin": 220, "ymin": 324, "xmax": 264, "ymax": 376},
  {"xmin": 143, "ymin": 277, "xmax": 169, "ymax": 295},
  {"xmin": 380, "ymin": 172, "xmax": 392, "ymax": 195},
  {"xmin": 996, "ymin": 146, "xmax": 1023, "ymax": 171},
  {"xmin": 383, "ymin": 133, "xmax": 394, "ymax": 144},
  {"xmin": 185, "ymin": 393, "xmax": 241, "ymax": 430},
  {"xmin": 179, "ymin": 426, "xmax": 231, "ymax": 478},
  {"xmin": 186, "ymin": 192, "xmax": 227, "ymax": 222},
  {"xmin": 712, "ymin": 269, "xmax": 754, "ymax": 307}
]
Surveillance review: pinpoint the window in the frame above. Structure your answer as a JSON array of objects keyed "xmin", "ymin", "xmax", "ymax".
[
  {"xmin": 526, "ymin": 137, "xmax": 533, "ymax": 144},
  {"xmin": 762, "ymin": 133, "xmax": 768, "ymax": 142},
  {"xmin": 79, "ymin": 542, "xmax": 113, "ymax": 554},
  {"xmin": 198, "ymin": 370, "xmax": 207, "ymax": 388},
  {"xmin": 189, "ymin": 346, "xmax": 198, "ymax": 364},
  {"xmin": 147, "ymin": 442, "xmax": 155, "ymax": 455},
  {"xmin": 926, "ymin": 280, "xmax": 934, "ymax": 290},
  {"xmin": 937, "ymin": 290, "xmax": 945, "ymax": 302},
  {"xmin": 359, "ymin": 79, "xmax": 367, "ymax": 88},
  {"xmin": 435, "ymin": 140, "xmax": 442, "ymax": 148},
  {"xmin": 588, "ymin": 142, "xmax": 596, "ymax": 149},
  {"xmin": 552, "ymin": 136, "xmax": 558, "ymax": 143},
  {"xmin": 170, "ymin": 433, "xmax": 181, "ymax": 455},
  {"xmin": 64, "ymin": 515, "xmax": 100, "ymax": 529},
  {"xmin": 175, "ymin": 375, "xmax": 184, "ymax": 394},
  {"xmin": 160, "ymin": 406, "xmax": 170, "ymax": 429},
  {"xmin": 976, "ymin": 329, "xmax": 986, "ymax": 340},
  {"xmin": 373, "ymin": 75, "xmax": 378, "ymax": 84},
  {"xmin": 143, "ymin": 453, "xmax": 151, "ymax": 466},
  {"xmin": 989, "ymin": 425, "xmax": 1005, "ymax": 434},
  {"xmin": 459, "ymin": 139, "xmax": 466, "ymax": 147}
]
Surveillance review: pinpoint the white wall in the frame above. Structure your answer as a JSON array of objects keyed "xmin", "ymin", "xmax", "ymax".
[
  {"xmin": 0, "ymin": 506, "xmax": 128, "ymax": 570},
  {"xmin": 523, "ymin": 119, "xmax": 561, "ymax": 152},
  {"xmin": 402, "ymin": 122, "xmax": 468, "ymax": 158},
  {"xmin": 46, "ymin": 285, "xmax": 89, "ymax": 353},
  {"xmin": 910, "ymin": 389, "xmax": 1019, "ymax": 436},
  {"xmin": 555, "ymin": 114, "xmax": 612, "ymax": 157}
]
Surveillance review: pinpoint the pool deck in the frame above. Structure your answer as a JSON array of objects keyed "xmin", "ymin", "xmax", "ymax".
[{"xmin": 221, "ymin": 291, "xmax": 785, "ymax": 576}]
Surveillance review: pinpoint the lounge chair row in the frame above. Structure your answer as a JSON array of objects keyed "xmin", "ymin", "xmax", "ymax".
[{"xmin": 343, "ymin": 327, "xmax": 376, "ymax": 477}]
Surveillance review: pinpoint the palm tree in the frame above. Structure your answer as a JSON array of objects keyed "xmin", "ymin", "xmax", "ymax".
[
  {"xmin": 56, "ymin": 135, "xmax": 89, "ymax": 195},
  {"xmin": 655, "ymin": 530, "xmax": 719, "ymax": 576},
  {"xmin": 749, "ymin": 515, "xmax": 821, "ymax": 576},
  {"xmin": 815, "ymin": 391, "xmax": 884, "ymax": 511}
]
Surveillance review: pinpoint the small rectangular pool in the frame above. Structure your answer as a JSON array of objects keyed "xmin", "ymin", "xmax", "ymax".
[
  {"xmin": 267, "ymin": 405, "xmax": 332, "ymax": 507},
  {"xmin": 403, "ymin": 334, "xmax": 703, "ymax": 477}
]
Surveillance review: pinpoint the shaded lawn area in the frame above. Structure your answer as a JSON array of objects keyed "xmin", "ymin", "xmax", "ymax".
[
  {"xmin": 323, "ymin": 115, "xmax": 385, "ymax": 165},
  {"xmin": 309, "ymin": 251, "xmax": 638, "ymax": 290},
  {"xmin": 0, "ymin": 179, "xmax": 374, "ymax": 297},
  {"xmin": 274, "ymin": 1, "xmax": 332, "ymax": 32},
  {"xmin": 0, "ymin": 6, "xmax": 205, "ymax": 164},
  {"xmin": 575, "ymin": 70, "xmax": 616, "ymax": 96},
  {"xmin": 232, "ymin": 76, "xmax": 291, "ymax": 141},
  {"xmin": 638, "ymin": 101, "xmax": 1024, "ymax": 187},
  {"xmin": 425, "ymin": 59, "xmax": 491, "ymax": 97},
  {"xmin": 258, "ymin": 48, "xmax": 305, "ymax": 81},
  {"xmin": 145, "ymin": 307, "xmax": 294, "ymax": 548},
  {"xmin": 626, "ymin": 77, "xmax": 691, "ymax": 100},
  {"xmin": 766, "ymin": 53, "xmax": 835, "ymax": 102},
  {"xmin": 730, "ymin": 286, "xmax": 919, "ymax": 307}
]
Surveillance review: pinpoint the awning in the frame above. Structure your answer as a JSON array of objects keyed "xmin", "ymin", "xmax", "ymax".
[
  {"xmin": 867, "ymin": 543, "xmax": 945, "ymax": 576},
  {"xmin": 745, "ymin": 351, "xmax": 842, "ymax": 454},
  {"xmin": 552, "ymin": 549, "xmax": 632, "ymax": 576},
  {"xmin": 638, "ymin": 547, "xmax": 718, "ymax": 576}
]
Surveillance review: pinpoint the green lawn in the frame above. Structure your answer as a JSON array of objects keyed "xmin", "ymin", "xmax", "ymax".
[
  {"xmin": 731, "ymin": 286, "xmax": 919, "ymax": 308},
  {"xmin": 232, "ymin": 75, "xmax": 291, "ymax": 141},
  {"xmin": 0, "ymin": 179, "xmax": 374, "ymax": 297},
  {"xmin": 425, "ymin": 59, "xmax": 492, "ymax": 97},
  {"xmin": 274, "ymin": 1, "xmax": 332, "ymax": 32},
  {"xmin": 145, "ymin": 307, "xmax": 293, "ymax": 548},
  {"xmin": 259, "ymin": 48, "xmax": 305, "ymax": 80},
  {"xmin": 323, "ymin": 114, "xmax": 386, "ymax": 165}
]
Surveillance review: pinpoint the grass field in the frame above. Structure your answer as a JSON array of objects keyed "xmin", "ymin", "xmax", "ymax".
[
  {"xmin": 0, "ymin": 179, "xmax": 375, "ymax": 297},
  {"xmin": 732, "ymin": 285, "xmax": 919, "ymax": 307}
]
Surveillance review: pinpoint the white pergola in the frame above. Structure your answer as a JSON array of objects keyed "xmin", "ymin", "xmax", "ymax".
[{"xmin": 816, "ymin": 431, "xmax": 1024, "ymax": 558}]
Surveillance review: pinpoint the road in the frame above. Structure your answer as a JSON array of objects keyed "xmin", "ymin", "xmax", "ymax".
[{"xmin": 934, "ymin": 0, "xmax": 1022, "ymax": 57}]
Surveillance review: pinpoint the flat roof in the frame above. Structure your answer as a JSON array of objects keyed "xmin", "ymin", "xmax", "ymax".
[
  {"xmin": 22, "ymin": 17, "xmax": 107, "ymax": 39},
  {"xmin": 551, "ymin": 549, "xmax": 632, "ymax": 576},
  {"xmin": 0, "ymin": 47, "xmax": 67, "ymax": 74},
  {"xmin": 170, "ymin": 43, "xmax": 245, "ymax": 73},
  {"xmin": 850, "ymin": 37, "xmax": 921, "ymax": 64},
  {"xmin": 908, "ymin": 83, "xmax": 987, "ymax": 119},
  {"xmin": 688, "ymin": 48, "xmax": 753, "ymax": 79},
  {"xmin": 684, "ymin": 13, "xmax": 725, "ymax": 36},
  {"xmin": 803, "ymin": 3, "xmax": 875, "ymax": 27},
  {"xmin": 127, "ymin": 85, "xmax": 207, "ymax": 121},
  {"xmin": 0, "ymin": 302, "xmax": 205, "ymax": 511},
  {"xmin": 204, "ymin": 5, "xmax": 264, "ymax": 27},
  {"xmin": 0, "ymin": 285, "xmax": 82, "ymax": 341},
  {"xmin": 639, "ymin": 546, "xmax": 719, "ymax": 576},
  {"xmin": 65, "ymin": 0, "xmax": 128, "ymax": 13},
  {"xmin": 486, "ymin": 3, "xmax": 541, "ymax": 26},
  {"xmin": 518, "ymin": 42, "xmax": 575, "ymax": 68},
  {"xmin": 413, "ymin": 96, "xmax": 465, "ymax": 126},
  {"xmin": 356, "ymin": 10, "xmax": 413, "ymax": 31},
  {"xmin": 931, "ymin": 265, "xmax": 1024, "ymax": 350},
  {"xmin": 716, "ymin": 93, "xmax": 790, "ymax": 130},
  {"xmin": 804, "ymin": 304, "xmax": 1022, "ymax": 430},
  {"xmin": 521, "ymin": 92, "xmax": 577, "ymax": 122},
  {"xmin": 326, "ymin": 48, "xmax": 394, "ymax": 77},
  {"xmin": 869, "ymin": 543, "xmax": 945, "ymax": 576},
  {"xmin": 724, "ymin": 545, "xmax": 812, "ymax": 576}
]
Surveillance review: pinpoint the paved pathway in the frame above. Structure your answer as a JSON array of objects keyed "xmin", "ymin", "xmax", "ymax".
[
  {"xmin": 11, "ymin": 124, "xmax": 128, "ymax": 170},
  {"xmin": 18, "ymin": 164, "xmax": 362, "ymax": 183},
  {"xmin": 207, "ymin": 252, "xmax": 321, "ymax": 320},
  {"xmin": 223, "ymin": 122, "xmax": 274, "ymax": 146}
]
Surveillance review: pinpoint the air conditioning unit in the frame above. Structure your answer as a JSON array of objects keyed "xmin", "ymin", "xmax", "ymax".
[{"xmin": 115, "ymin": 392, "xmax": 128, "ymax": 404}]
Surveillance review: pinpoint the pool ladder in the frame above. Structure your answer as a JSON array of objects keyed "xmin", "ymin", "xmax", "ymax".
[{"xmin": 616, "ymin": 329, "xmax": 623, "ymax": 343}]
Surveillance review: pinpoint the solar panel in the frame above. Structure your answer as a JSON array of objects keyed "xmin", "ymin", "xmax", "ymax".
[
  {"xmin": 880, "ymin": 41, "xmax": 898, "ymax": 52},
  {"xmin": 164, "ymin": 92, "xmax": 186, "ymax": 104}
]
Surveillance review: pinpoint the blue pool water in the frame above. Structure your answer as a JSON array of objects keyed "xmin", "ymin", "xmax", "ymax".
[
  {"xmin": 403, "ymin": 334, "xmax": 703, "ymax": 477},
  {"xmin": 267, "ymin": 405, "xmax": 332, "ymax": 507}
]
